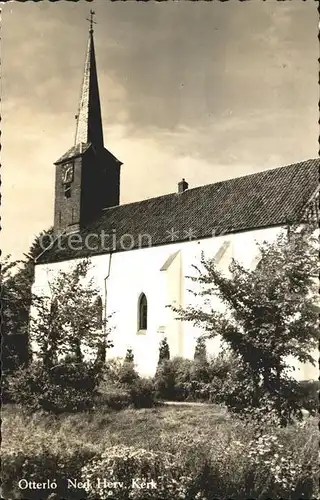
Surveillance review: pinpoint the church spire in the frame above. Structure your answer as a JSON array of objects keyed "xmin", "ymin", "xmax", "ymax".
[{"xmin": 75, "ymin": 10, "xmax": 104, "ymax": 148}]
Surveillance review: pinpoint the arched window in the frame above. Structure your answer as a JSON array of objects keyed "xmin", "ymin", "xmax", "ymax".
[{"xmin": 138, "ymin": 293, "xmax": 148, "ymax": 331}]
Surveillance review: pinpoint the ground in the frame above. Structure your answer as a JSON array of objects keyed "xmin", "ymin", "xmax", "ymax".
[
  {"xmin": 2, "ymin": 403, "xmax": 228, "ymax": 451},
  {"xmin": 2, "ymin": 404, "xmax": 318, "ymax": 500}
]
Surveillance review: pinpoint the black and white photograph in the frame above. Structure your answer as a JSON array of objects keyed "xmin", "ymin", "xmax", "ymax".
[{"xmin": 2, "ymin": 1, "xmax": 319, "ymax": 499}]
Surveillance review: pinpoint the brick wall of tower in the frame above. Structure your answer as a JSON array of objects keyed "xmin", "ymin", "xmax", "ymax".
[
  {"xmin": 53, "ymin": 148, "xmax": 121, "ymax": 234},
  {"xmin": 53, "ymin": 157, "xmax": 83, "ymax": 234},
  {"xmin": 80, "ymin": 148, "xmax": 120, "ymax": 225}
]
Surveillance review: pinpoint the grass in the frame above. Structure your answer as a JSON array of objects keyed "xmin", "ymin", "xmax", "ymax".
[
  {"xmin": 2, "ymin": 403, "xmax": 228, "ymax": 452},
  {"xmin": 2, "ymin": 404, "xmax": 318, "ymax": 500}
]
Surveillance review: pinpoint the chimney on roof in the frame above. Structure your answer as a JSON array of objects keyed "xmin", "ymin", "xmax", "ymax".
[{"xmin": 178, "ymin": 178, "xmax": 188, "ymax": 193}]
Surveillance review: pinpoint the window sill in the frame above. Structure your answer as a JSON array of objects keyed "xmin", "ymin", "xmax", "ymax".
[{"xmin": 137, "ymin": 329, "xmax": 147, "ymax": 335}]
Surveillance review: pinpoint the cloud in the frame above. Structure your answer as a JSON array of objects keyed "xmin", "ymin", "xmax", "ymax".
[{"xmin": 2, "ymin": 0, "xmax": 318, "ymax": 258}]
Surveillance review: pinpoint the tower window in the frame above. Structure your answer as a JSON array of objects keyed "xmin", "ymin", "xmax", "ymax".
[
  {"xmin": 64, "ymin": 183, "xmax": 71, "ymax": 198},
  {"xmin": 138, "ymin": 293, "xmax": 148, "ymax": 331}
]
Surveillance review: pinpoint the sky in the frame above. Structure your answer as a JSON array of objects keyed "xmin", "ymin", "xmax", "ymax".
[{"xmin": 2, "ymin": 0, "xmax": 318, "ymax": 259}]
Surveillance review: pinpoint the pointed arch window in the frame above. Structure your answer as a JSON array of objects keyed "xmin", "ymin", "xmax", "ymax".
[{"xmin": 138, "ymin": 293, "xmax": 148, "ymax": 332}]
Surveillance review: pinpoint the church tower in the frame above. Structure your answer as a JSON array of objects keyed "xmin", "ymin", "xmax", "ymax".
[{"xmin": 53, "ymin": 12, "xmax": 122, "ymax": 234}]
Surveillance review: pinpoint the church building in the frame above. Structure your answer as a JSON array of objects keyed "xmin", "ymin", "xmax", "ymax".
[{"xmin": 33, "ymin": 22, "xmax": 319, "ymax": 380}]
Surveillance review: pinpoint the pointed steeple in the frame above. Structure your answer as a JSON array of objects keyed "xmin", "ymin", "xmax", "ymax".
[
  {"xmin": 54, "ymin": 12, "xmax": 122, "ymax": 235},
  {"xmin": 75, "ymin": 11, "xmax": 104, "ymax": 148}
]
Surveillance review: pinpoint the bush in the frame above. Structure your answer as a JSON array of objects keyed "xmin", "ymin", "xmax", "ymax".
[
  {"xmin": 103, "ymin": 357, "xmax": 125, "ymax": 384},
  {"xmin": 1, "ymin": 415, "xmax": 96, "ymax": 500},
  {"xmin": 95, "ymin": 383, "xmax": 132, "ymax": 410},
  {"xmin": 296, "ymin": 380, "xmax": 319, "ymax": 415},
  {"xmin": 154, "ymin": 360, "xmax": 176, "ymax": 400},
  {"xmin": 103, "ymin": 358, "xmax": 140, "ymax": 386},
  {"xmin": 118, "ymin": 361, "xmax": 140, "ymax": 385},
  {"xmin": 154, "ymin": 357, "xmax": 209, "ymax": 401},
  {"xmin": 1, "ymin": 371, "xmax": 15, "ymax": 404},
  {"xmin": 129, "ymin": 378, "xmax": 157, "ymax": 409},
  {"xmin": 81, "ymin": 445, "xmax": 190, "ymax": 500},
  {"xmin": 7, "ymin": 361, "xmax": 101, "ymax": 413},
  {"xmin": 153, "ymin": 355, "xmax": 239, "ymax": 402},
  {"xmin": 2, "ymin": 448, "xmax": 95, "ymax": 500},
  {"xmin": 98, "ymin": 359, "xmax": 157, "ymax": 410},
  {"xmin": 207, "ymin": 361, "xmax": 318, "ymax": 425}
]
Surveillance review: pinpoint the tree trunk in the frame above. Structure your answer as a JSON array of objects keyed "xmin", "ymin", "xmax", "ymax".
[{"xmin": 74, "ymin": 340, "xmax": 83, "ymax": 363}]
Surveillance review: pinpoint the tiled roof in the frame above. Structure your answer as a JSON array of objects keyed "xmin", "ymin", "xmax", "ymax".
[{"xmin": 37, "ymin": 158, "xmax": 319, "ymax": 264}]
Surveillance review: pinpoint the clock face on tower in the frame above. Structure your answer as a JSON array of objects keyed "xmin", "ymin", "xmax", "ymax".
[{"xmin": 62, "ymin": 163, "xmax": 74, "ymax": 184}]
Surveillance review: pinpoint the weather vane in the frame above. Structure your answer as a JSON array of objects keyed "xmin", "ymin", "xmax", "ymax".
[{"xmin": 86, "ymin": 9, "xmax": 97, "ymax": 33}]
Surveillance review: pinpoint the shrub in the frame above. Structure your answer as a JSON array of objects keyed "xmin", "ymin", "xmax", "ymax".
[
  {"xmin": 7, "ymin": 361, "xmax": 101, "ymax": 413},
  {"xmin": 118, "ymin": 362, "xmax": 140, "ymax": 385},
  {"xmin": 207, "ymin": 361, "xmax": 318, "ymax": 425},
  {"xmin": 103, "ymin": 357, "xmax": 125, "ymax": 384},
  {"xmin": 154, "ymin": 360, "xmax": 176, "ymax": 400},
  {"xmin": 80, "ymin": 445, "xmax": 191, "ymax": 500},
  {"xmin": 296, "ymin": 380, "xmax": 319, "ymax": 415},
  {"xmin": 1, "ymin": 371, "xmax": 15, "ymax": 404},
  {"xmin": 1, "ymin": 415, "xmax": 97, "ymax": 500},
  {"xmin": 153, "ymin": 355, "xmax": 242, "ymax": 402},
  {"xmin": 98, "ymin": 359, "xmax": 157, "ymax": 410},
  {"xmin": 2, "ymin": 448, "xmax": 95, "ymax": 500},
  {"xmin": 103, "ymin": 357, "xmax": 140, "ymax": 386},
  {"xmin": 95, "ymin": 383, "xmax": 132, "ymax": 410},
  {"xmin": 169, "ymin": 357, "xmax": 193, "ymax": 401},
  {"xmin": 189, "ymin": 359, "xmax": 211, "ymax": 385},
  {"xmin": 129, "ymin": 378, "xmax": 156, "ymax": 409},
  {"xmin": 154, "ymin": 357, "xmax": 211, "ymax": 401}
]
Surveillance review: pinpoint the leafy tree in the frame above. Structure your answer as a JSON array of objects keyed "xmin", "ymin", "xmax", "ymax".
[
  {"xmin": 1, "ymin": 256, "xmax": 32, "ymax": 372},
  {"xmin": 30, "ymin": 259, "xmax": 113, "ymax": 368},
  {"xmin": 174, "ymin": 225, "xmax": 319, "ymax": 422},
  {"xmin": 24, "ymin": 227, "xmax": 54, "ymax": 264},
  {"xmin": 1, "ymin": 228, "xmax": 54, "ymax": 372},
  {"xmin": 158, "ymin": 337, "xmax": 170, "ymax": 364}
]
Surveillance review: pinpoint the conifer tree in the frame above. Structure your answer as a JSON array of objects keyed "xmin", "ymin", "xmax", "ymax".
[
  {"xmin": 158, "ymin": 337, "xmax": 170, "ymax": 364},
  {"xmin": 194, "ymin": 336, "xmax": 207, "ymax": 363},
  {"xmin": 124, "ymin": 348, "xmax": 134, "ymax": 363}
]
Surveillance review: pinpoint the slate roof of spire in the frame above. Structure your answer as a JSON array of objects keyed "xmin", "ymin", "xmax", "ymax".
[
  {"xmin": 74, "ymin": 28, "xmax": 104, "ymax": 148},
  {"xmin": 37, "ymin": 158, "xmax": 319, "ymax": 264}
]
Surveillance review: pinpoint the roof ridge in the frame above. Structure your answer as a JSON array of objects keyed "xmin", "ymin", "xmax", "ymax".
[{"xmin": 101, "ymin": 158, "xmax": 319, "ymax": 213}]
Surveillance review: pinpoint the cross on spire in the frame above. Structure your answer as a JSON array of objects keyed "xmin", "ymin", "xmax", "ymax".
[{"xmin": 86, "ymin": 9, "xmax": 96, "ymax": 34}]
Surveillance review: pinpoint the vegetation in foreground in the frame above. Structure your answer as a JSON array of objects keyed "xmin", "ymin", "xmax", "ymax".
[
  {"xmin": 2, "ymin": 225, "xmax": 318, "ymax": 499},
  {"xmin": 2, "ymin": 404, "xmax": 318, "ymax": 500}
]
